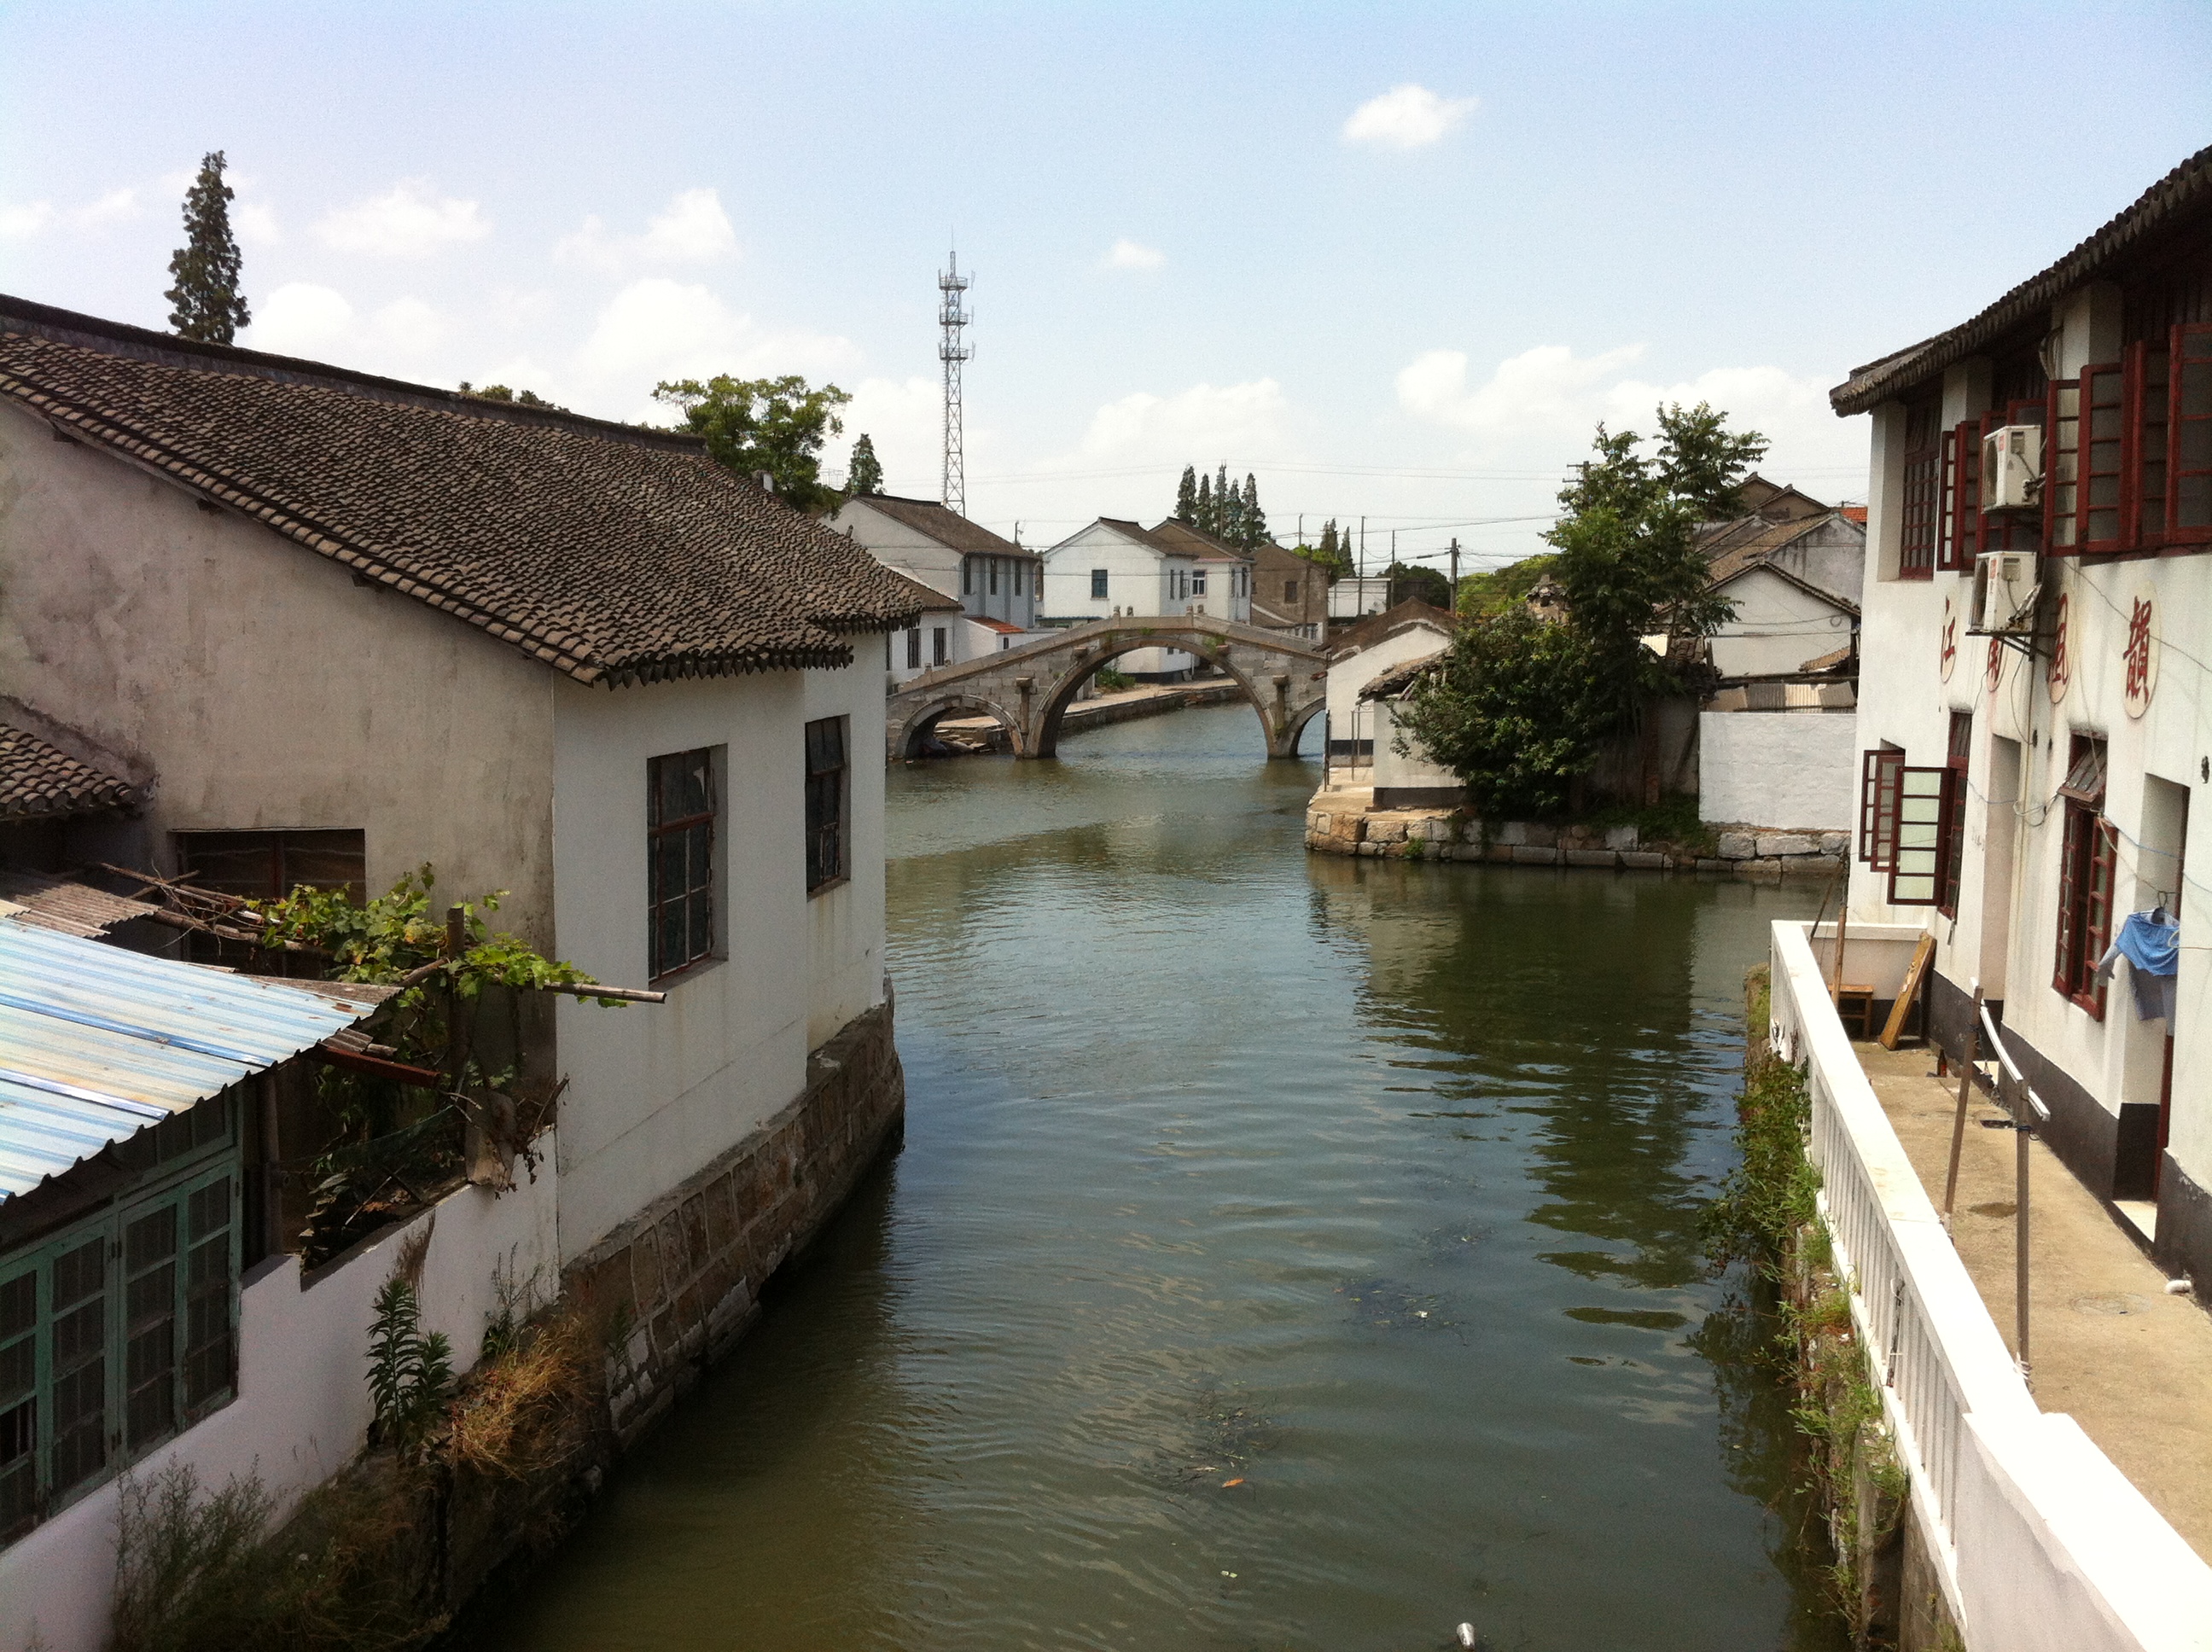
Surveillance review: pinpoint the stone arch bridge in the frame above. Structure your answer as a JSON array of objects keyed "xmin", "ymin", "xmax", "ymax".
[{"xmin": 887, "ymin": 616, "xmax": 1330, "ymax": 760}]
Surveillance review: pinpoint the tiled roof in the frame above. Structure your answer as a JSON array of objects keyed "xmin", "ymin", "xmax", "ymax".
[
  {"xmin": 848, "ymin": 493, "xmax": 1040, "ymax": 561},
  {"xmin": 1831, "ymin": 144, "xmax": 2212, "ymax": 415},
  {"xmin": 1328, "ymin": 600, "xmax": 1457, "ymax": 660},
  {"xmin": 0, "ymin": 870, "xmax": 157, "ymax": 938},
  {"xmin": 1145, "ymin": 519, "xmax": 1252, "ymax": 561},
  {"xmin": 0, "ymin": 294, "xmax": 942, "ymax": 685},
  {"xmin": 1358, "ymin": 649, "xmax": 1447, "ymax": 701},
  {"xmin": 1703, "ymin": 511, "xmax": 1863, "ymax": 607},
  {"xmin": 969, "ymin": 615, "xmax": 1027, "ymax": 634},
  {"xmin": 0, "ymin": 719, "xmax": 139, "ymax": 821}
]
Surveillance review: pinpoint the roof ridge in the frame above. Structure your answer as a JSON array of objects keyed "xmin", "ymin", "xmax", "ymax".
[{"xmin": 0, "ymin": 290, "xmax": 706, "ymax": 453}]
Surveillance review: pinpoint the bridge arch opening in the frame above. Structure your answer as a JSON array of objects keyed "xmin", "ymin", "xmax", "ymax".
[
  {"xmin": 1033, "ymin": 635, "xmax": 1313, "ymax": 761},
  {"xmin": 892, "ymin": 693, "xmax": 1025, "ymax": 761}
]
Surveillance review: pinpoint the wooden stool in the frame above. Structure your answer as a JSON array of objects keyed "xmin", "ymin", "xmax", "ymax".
[{"xmin": 1834, "ymin": 986, "xmax": 1876, "ymax": 1038}]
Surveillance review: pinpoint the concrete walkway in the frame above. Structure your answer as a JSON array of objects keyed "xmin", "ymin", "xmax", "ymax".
[{"xmin": 1855, "ymin": 1041, "xmax": 2212, "ymax": 1562}]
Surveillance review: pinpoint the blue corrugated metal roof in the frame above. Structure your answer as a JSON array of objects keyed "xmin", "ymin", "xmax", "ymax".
[{"xmin": 0, "ymin": 923, "xmax": 386, "ymax": 1201}]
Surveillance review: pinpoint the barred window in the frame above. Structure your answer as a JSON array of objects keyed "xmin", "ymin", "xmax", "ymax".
[
  {"xmin": 806, "ymin": 718, "xmax": 848, "ymax": 893},
  {"xmin": 648, "ymin": 747, "xmax": 719, "ymax": 982}
]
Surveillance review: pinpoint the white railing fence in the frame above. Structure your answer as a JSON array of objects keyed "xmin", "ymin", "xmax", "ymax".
[{"xmin": 1769, "ymin": 921, "xmax": 2212, "ymax": 1652}]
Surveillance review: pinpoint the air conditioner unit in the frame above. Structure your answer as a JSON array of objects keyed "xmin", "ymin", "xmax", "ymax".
[
  {"xmin": 1971, "ymin": 550, "xmax": 2039, "ymax": 631},
  {"xmin": 1981, "ymin": 424, "xmax": 2042, "ymax": 509}
]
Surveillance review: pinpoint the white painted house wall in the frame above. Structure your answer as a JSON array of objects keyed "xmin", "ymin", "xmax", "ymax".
[
  {"xmin": 1040, "ymin": 521, "xmax": 1199, "ymax": 678},
  {"xmin": 1698, "ymin": 711, "xmax": 1860, "ymax": 830},
  {"xmin": 1710, "ymin": 564, "xmax": 1857, "ymax": 678},
  {"xmin": 1847, "ymin": 283, "xmax": 2212, "ymax": 1232},
  {"xmin": 1324, "ymin": 625, "xmax": 1452, "ymax": 753},
  {"xmin": 0, "ymin": 1166, "xmax": 560, "ymax": 1652}
]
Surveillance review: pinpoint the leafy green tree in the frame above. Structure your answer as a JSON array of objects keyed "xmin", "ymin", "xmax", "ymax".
[
  {"xmin": 652, "ymin": 374, "xmax": 852, "ymax": 512},
  {"xmin": 1546, "ymin": 403, "xmax": 1762, "ymax": 724},
  {"xmin": 1240, "ymin": 474, "xmax": 1269, "ymax": 547},
  {"xmin": 458, "ymin": 381, "xmax": 567, "ymax": 410},
  {"xmin": 1454, "ymin": 551, "xmax": 1559, "ymax": 618},
  {"xmin": 165, "ymin": 151, "xmax": 250, "ymax": 344},
  {"xmin": 846, "ymin": 433, "xmax": 884, "ymax": 496},
  {"xmin": 1381, "ymin": 560, "xmax": 1449, "ymax": 608},
  {"xmin": 1175, "ymin": 464, "xmax": 1198, "ymax": 522},
  {"xmin": 1297, "ymin": 521, "xmax": 1352, "ymax": 580},
  {"xmin": 1392, "ymin": 607, "xmax": 1612, "ymax": 817}
]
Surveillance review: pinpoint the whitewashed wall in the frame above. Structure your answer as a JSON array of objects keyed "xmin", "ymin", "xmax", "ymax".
[
  {"xmin": 1699, "ymin": 711, "xmax": 1859, "ymax": 829},
  {"xmin": 1040, "ymin": 522, "xmax": 1197, "ymax": 676},
  {"xmin": 0, "ymin": 1168, "xmax": 559, "ymax": 1652},
  {"xmin": 1709, "ymin": 564, "xmax": 1856, "ymax": 678}
]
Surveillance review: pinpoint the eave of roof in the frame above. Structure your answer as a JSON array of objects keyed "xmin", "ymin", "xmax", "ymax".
[
  {"xmin": 847, "ymin": 493, "xmax": 1041, "ymax": 561},
  {"xmin": 1831, "ymin": 144, "xmax": 2212, "ymax": 415},
  {"xmin": 0, "ymin": 719, "xmax": 140, "ymax": 821}
]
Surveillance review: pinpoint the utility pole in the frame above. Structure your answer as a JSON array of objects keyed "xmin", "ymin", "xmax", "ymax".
[
  {"xmin": 939, "ymin": 250, "xmax": 971, "ymax": 516},
  {"xmin": 1449, "ymin": 538, "xmax": 1461, "ymax": 614}
]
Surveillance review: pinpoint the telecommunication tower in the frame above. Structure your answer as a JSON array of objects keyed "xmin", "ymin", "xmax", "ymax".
[{"xmin": 938, "ymin": 250, "xmax": 971, "ymax": 516}]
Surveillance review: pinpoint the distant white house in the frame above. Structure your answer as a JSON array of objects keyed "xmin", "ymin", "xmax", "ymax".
[
  {"xmin": 825, "ymin": 493, "xmax": 1039, "ymax": 683},
  {"xmin": 1143, "ymin": 518, "xmax": 1253, "ymax": 625},
  {"xmin": 1039, "ymin": 517, "xmax": 1205, "ymax": 680}
]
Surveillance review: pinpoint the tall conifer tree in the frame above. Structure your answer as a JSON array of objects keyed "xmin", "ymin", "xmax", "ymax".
[
  {"xmin": 1241, "ymin": 474, "xmax": 1266, "ymax": 546},
  {"xmin": 845, "ymin": 433, "xmax": 884, "ymax": 496},
  {"xmin": 1175, "ymin": 464, "xmax": 1198, "ymax": 522},
  {"xmin": 165, "ymin": 152, "xmax": 250, "ymax": 344}
]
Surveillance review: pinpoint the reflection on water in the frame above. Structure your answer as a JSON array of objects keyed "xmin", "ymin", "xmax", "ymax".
[{"xmin": 476, "ymin": 704, "xmax": 1843, "ymax": 1652}]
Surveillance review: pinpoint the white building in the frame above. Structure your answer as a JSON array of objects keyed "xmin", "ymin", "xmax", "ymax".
[
  {"xmin": 1039, "ymin": 517, "xmax": 1203, "ymax": 680},
  {"xmin": 1832, "ymin": 147, "xmax": 2212, "ymax": 1287},
  {"xmin": 824, "ymin": 492, "xmax": 1034, "ymax": 683},
  {"xmin": 1320, "ymin": 601, "xmax": 1457, "ymax": 768},
  {"xmin": 1143, "ymin": 518, "xmax": 1253, "ymax": 625},
  {"xmin": 0, "ymin": 294, "xmax": 937, "ymax": 1644}
]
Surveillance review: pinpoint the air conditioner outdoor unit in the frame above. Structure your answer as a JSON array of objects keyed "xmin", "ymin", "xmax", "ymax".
[
  {"xmin": 1982, "ymin": 424, "xmax": 2042, "ymax": 509},
  {"xmin": 1971, "ymin": 550, "xmax": 2039, "ymax": 632}
]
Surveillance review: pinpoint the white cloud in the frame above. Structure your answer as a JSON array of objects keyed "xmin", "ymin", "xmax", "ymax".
[
  {"xmin": 233, "ymin": 201, "xmax": 282, "ymax": 246},
  {"xmin": 577, "ymin": 278, "xmax": 860, "ymax": 419},
  {"xmin": 1077, "ymin": 379, "xmax": 1290, "ymax": 463},
  {"xmin": 245, "ymin": 282, "xmax": 452, "ymax": 367},
  {"xmin": 556, "ymin": 188, "xmax": 738, "ymax": 272},
  {"xmin": 1397, "ymin": 342, "xmax": 1863, "ymax": 487},
  {"xmin": 314, "ymin": 180, "xmax": 489, "ymax": 259},
  {"xmin": 70, "ymin": 189, "xmax": 138, "ymax": 229},
  {"xmin": 1342, "ymin": 84, "xmax": 1478, "ymax": 150},
  {"xmin": 0, "ymin": 202, "xmax": 54, "ymax": 238},
  {"xmin": 832, "ymin": 376, "xmax": 944, "ymax": 492},
  {"xmin": 1106, "ymin": 238, "xmax": 1165, "ymax": 271}
]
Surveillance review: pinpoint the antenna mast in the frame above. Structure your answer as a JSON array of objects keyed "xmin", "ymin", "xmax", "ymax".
[{"xmin": 938, "ymin": 250, "xmax": 971, "ymax": 516}]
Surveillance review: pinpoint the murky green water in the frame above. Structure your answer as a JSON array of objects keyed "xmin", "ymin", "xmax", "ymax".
[{"xmin": 482, "ymin": 704, "xmax": 1842, "ymax": 1652}]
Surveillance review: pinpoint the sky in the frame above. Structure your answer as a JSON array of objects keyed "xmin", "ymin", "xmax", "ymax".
[{"xmin": 3, "ymin": 3, "xmax": 2209, "ymax": 575}]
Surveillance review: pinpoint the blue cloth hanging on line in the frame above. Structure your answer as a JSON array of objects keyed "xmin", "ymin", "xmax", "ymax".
[{"xmin": 2097, "ymin": 908, "xmax": 2180, "ymax": 1022}]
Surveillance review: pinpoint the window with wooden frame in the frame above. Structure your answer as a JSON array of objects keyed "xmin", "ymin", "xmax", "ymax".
[
  {"xmin": 1940, "ymin": 423, "xmax": 1980, "ymax": 571},
  {"xmin": 1859, "ymin": 745, "xmax": 1906, "ymax": 868},
  {"xmin": 2076, "ymin": 359, "xmax": 2127, "ymax": 553},
  {"xmin": 905, "ymin": 628, "xmax": 921, "ymax": 671},
  {"xmin": 647, "ymin": 747, "xmax": 719, "ymax": 983},
  {"xmin": 2052, "ymin": 734, "xmax": 2114, "ymax": 1012},
  {"xmin": 1887, "ymin": 765, "xmax": 1954, "ymax": 905},
  {"xmin": 2132, "ymin": 337, "xmax": 2171, "ymax": 544},
  {"xmin": 175, "ymin": 829, "xmax": 367, "ymax": 971},
  {"xmin": 2045, "ymin": 376, "xmax": 2081, "ymax": 551},
  {"xmin": 0, "ymin": 1140, "xmax": 236, "ymax": 1544},
  {"xmin": 805, "ymin": 717, "xmax": 848, "ymax": 893},
  {"xmin": 1899, "ymin": 402, "xmax": 1941, "ymax": 578},
  {"xmin": 1940, "ymin": 711, "xmax": 1972, "ymax": 917},
  {"xmin": 2174, "ymin": 322, "xmax": 2212, "ymax": 542}
]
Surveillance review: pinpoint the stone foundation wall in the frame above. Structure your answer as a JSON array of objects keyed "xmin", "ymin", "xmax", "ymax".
[
  {"xmin": 1306, "ymin": 796, "xmax": 1848, "ymax": 880},
  {"xmin": 564, "ymin": 996, "xmax": 907, "ymax": 1444}
]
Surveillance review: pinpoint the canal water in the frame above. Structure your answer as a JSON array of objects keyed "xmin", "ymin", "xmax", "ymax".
[{"xmin": 483, "ymin": 703, "xmax": 1843, "ymax": 1652}]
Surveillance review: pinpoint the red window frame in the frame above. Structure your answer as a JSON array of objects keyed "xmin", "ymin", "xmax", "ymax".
[
  {"xmin": 1859, "ymin": 746, "xmax": 1906, "ymax": 868},
  {"xmin": 2129, "ymin": 338, "xmax": 2170, "ymax": 547},
  {"xmin": 1942, "ymin": 421, "xmax": 1981, "ymax": 570},
  {"xmin": 2045, "ymin": 376, "xmax": 2081, "ymax": 553},
  {"xmin": 1887, "ymin": 766, "xmax": 1954, "ymax": 906},
  {"xmin": 1899, "ymin": 417, "xmax": 1941, "ymax": 578},
  {"xmin": 1938, "ymin": 713, "xmax": 1972, "ymax": 917},
  {"xmin": 2076, "ymin": 360, "xmax": 2126, "ymax": 553},
  {"xmin": 2170, "ymin": 322, "xmax": 2212, "ymax": 544},
  {"xmin": 2052, "ymin": 733, "xmax": 2113, "ymax": 1015}
]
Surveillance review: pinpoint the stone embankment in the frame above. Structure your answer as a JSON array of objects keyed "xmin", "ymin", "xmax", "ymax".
[
  {"xmin": 1306, "ymin": 789, "xmax": 1846, "ymax": 879},
  {"xmin": 928, "ymin": 679, "xmax": 1242, "ymax": 754}
]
